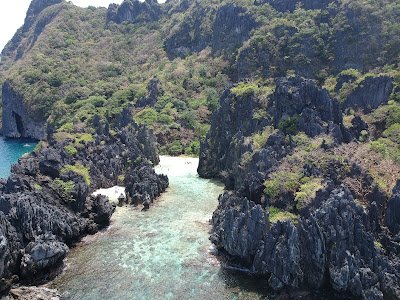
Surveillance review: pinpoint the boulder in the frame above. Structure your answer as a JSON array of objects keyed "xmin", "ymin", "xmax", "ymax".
[{"xmin": 20, "ymin": 234, "xmax": 68, "ymax": 278}]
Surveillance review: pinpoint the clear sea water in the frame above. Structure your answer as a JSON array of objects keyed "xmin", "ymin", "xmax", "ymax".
[
  {"xmin": 0, "ymin": 137, "xmax": 37, "ymax": 179},
  {"xmin": 51, "ymin": 156, "xmax": 267, "ymax": 300}
]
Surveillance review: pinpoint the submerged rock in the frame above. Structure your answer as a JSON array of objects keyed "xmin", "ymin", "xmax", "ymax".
[{"xmin": 4, "ymin": 286, "xmax": 61, "ymax": 300}]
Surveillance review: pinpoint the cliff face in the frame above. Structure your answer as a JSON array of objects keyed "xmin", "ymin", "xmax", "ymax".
[
  {"xmin": 0, "ymin": 107, "xmax": 168, "ymax": 292},
  {"xmin": 164, "ymin": 3, "xmax": 257, "ymax": 58},
  {"xmin": 1, "ymin": 81, "xmax": 45, "ymax": 140},
  {"xmin": 107, "ymin": 0, "xmax": 162, "ymax": 24}
]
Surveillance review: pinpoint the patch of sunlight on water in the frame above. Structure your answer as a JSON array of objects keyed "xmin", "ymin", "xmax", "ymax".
[{"xmin": 51, "ymin": 156, "xmax": 266, "ymax": 300}]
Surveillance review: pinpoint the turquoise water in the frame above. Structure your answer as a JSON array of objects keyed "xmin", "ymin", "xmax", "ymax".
[
  {"xmin": 51, "ymin": 156, "xmax": 266, "ymax": 299},
  {"xmin": 0, "ymin": 137, "xmax": 37, "ymax": 179}
]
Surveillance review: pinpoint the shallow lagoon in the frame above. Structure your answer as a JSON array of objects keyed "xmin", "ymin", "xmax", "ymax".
[{"xmin": 51, "ymin": 156, "xmax": 266, "ymax": 300}]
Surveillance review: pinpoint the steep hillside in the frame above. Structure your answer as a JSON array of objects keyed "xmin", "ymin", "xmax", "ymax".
[{"xmin": 1, "ymin": 0, "xmax": 399, "ymax": 154}]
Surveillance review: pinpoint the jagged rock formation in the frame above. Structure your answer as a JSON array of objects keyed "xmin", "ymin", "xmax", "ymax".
[
  {"xmin": 136, "ymin": 78, "xmax": 163, "ymax": 108},
  {"xmin": 211, "ymin": 186, "xmax": 400, "ymax": 298},
  {"xmin": 0, "ymin": 0, "xmax": 399, "ymax": 296},
  {"xmin": 273, "ymin": 76, "xmax": 343, "ymax": 139},
  {"xmin": 107, "ymin": 0, "xmax": 162, "ymax": 24},
  {"xmin": 343, "ymin": 76, "xmax": 394, "ymax": 112},
  {"xmin": 199, "ymin": 75, "xmax": 400, "ymax": 298},
  {"xmin": 199, "ymin": 76, "xmax": 346, "ymax": 188},
  {"xmin": 1, "ymin": 81, "xmax": 45, "ymax": 140},
  {"xmin": 0, "ymin": 107, "xmax": 168, "ymax": 293}
]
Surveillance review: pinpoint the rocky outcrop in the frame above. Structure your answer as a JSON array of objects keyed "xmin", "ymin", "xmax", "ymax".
[
  {"xmin": 107, "ymin": 0, "xmax": 162, "ymax": 24},
  {"xmin": 210, "ymin": 186, "xmax": 400, "ymax": 298},
  {"xmin": 124, "ymin": 164, "xmax": 168, "ymax": 206},
  {"xmin": 200, "ymin": 74, "xmax": 400, "ymax": 297},
  {"xmin": 343, "ymin": 76, "xmax": 394, "ymax": 112},
  {"xmin": 211, "ymin": 192, "xmax": 269, "ymax": 262},
  {"xmin": 198, "ymin": 76, "xmax": 346, "ymax": 188},
  {"xmin": 198, "ymin": 86, "xmax": 265, "ymax": 181},
  {"xmin": 210, "ymin": 4, "xmax": 257, "ymax": 56},
  {"xmin": 164, "ymin": 3, "xmax": 257, "ymax": 58},
  {"xmin": 23, "ymin": 0, "xmax": 63, "ymax": 29},
  {"xmin": 135, "ymin": 78, "xmax": 163, "ymax": 108},
  {"xmin": 0, "ymin": 107, "xmax": 168, "ymax": 293},
  {"xmin": 273, "ymin": 76, "xmax": 343, "ymax": 140},
  {"xmin": 1, "ymin": 81, "xmax": 46, "ymax": 140},
  {"xmin": 20, "ymin": 234, "xmax": 68, "ymax": 279}
]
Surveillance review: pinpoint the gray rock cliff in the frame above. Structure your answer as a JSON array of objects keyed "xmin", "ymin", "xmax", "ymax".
[{"xmin": 1, "ymin": 81, "xmax": 46, "ymax": 140}]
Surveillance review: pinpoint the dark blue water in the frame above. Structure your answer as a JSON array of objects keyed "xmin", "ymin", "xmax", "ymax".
[{"xmin": 0, "ymin": 137, "xmax": 37, "ymax": 179}]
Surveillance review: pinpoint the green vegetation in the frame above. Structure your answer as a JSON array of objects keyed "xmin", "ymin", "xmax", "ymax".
[
  {"xmin": 264, "ymin": 169, "xmax": 302, "ymax": 200},
  {"xmin": 240, "ymin": 151, "xmax": 254, "ymax": 166},
  {"xmin": 64, "ymin": 145, "xmax": 78, "ymax": 156},
  {"xmin": 166, "ymin": 140, "xmax": 183, "ymax": 156},
  {"xmin": 292, "ymin": 133, "xmax": 333, "ymax": 152},
  {"xmin": 278, "ymin": 115, "xmax": 299, "ymax": 136},
  {"xmin": 135, "ymin": 108, "xmax": 159, "ymax": 126},
  {"xmin": 231, "ymin": 82, "xmax": 258, "ymax": 97},
  {"xmin": 295, "ymin": 177, "xmax": 324, "ymax": 210},
  {"xmin": 184, "ymin": 140, "xmax": 200, "ymax": 155},
  {"xmin": 252, "ymin": 126, "xmax": 275, "ymax": 150},
  {"xmin": 363, "ymin": 101, "xmax": 400, "ymax": 164},
  {"xmin": 383, "ymin": 123, "xmax": 400, "ymax": 142},
  {"xmin": 53, "ymin": 178, "xmax": 75, "ymax": 202},
  {"xmin": 268, "ymin": 206, "xmax": 298, "ymax": 224},
  {"xmin": 117, "ymin": 175, "xmax": 125, "ymax": 184},
  {"xmin": 374, "ymin": 241, "xmax": 384, "ymax": 250},
  {"xmin": 60, "ymin": 163, "xmax": 91, "ymax": 185},
  {"xmin": 33, "ymin": 183, "xmax": 43, "ymax": 191},
  {"xmin": 369, "ymin": 138, "xmax": 400, "ymax": 163},
  {"xmin": 253, "ymin": 109, "xmax": 267, "ymax": 121},
  {"xmin": 0, "ymin": 0, "xmax": 399, "ymax": 156}
]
